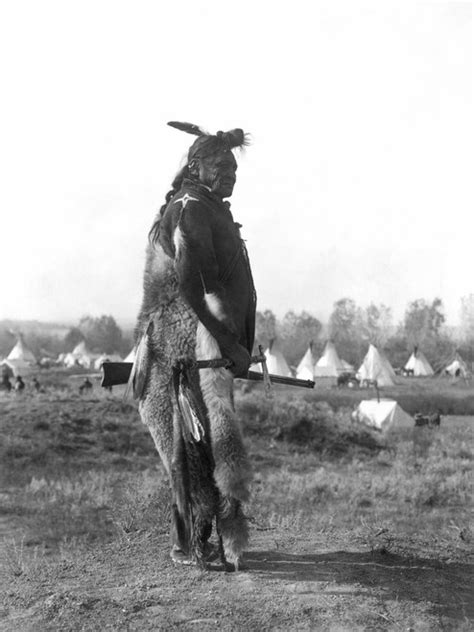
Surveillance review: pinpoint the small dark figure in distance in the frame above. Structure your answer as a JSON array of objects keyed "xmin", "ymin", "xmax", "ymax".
[
  {"xmin": 360, "ymin": 378, "xmax": 378, "ymax": 389},
  {"xmin": 79, "ymin": 378, "xmax": 93, "ymax": 394},
  {"xmin": 14, "ymin": 376, "xmax": 25, "ymax": 392},
  {"xmin": 337, "ymin": 372, "xmax": 358, "ymax": 388},
  {"xmin": 414, "ymin": 412, "xmax": 442, "ymax": 427},
  {"xmin": 401, "ymin": 368, "xmax": 414, "ymax": 377},
  {"xmin": 32, "ymin": 377, "xmax": 42, "ymax": 392}
]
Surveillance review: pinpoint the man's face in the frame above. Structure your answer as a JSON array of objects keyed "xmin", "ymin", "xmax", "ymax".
[{"xmin": 196, "ymin": 150, "xmax": 238, "ymax": 199}]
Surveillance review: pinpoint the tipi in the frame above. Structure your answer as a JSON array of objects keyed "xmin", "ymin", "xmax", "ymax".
[
  {"xmin": 94, "ymin": 352, "xmax": 123, "ymax": 370},
  {"xmin": 296, "ymin": 344, "xmax": 315, "ymax": 380},
  {"xmin": 124, "ymin": 348, "xmax": 136, "ymax": 363},
  {"xmin": 444, "ymin": 352, "xmax": 470, "ymax": 378},
  {"xmin": 252, "ymin": 339, "xmax": 291, "ymax": 377},
  {"xmin": 64, "ymin": 341, "xmax": 96, "ymax": 369},
  {"xmin": 405, "ymin": 347, "xmax": 434, "ymax": 377},
  {"xmin": 7, "ymin": 335, "xmax": 37, "ymax": 364},
  {"xmin": 357, "ymin": 344, "xmax": 395, "ymax": 387},
  {"xmin": 1, "ymin": 335, "xmax": 37, "ymax": 375},
  {"xmin": 314, "ymin": 341, "xmax": 345, "ymax": 377},
  {"xmin": 353, "ymin": 399, "xmax": 412, "ymax": 432}
]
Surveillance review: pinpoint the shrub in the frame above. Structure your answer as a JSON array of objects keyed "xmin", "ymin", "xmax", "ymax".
[{"xmin": 237, "ymin": 393, "xmax": 384, "ymax": 456}]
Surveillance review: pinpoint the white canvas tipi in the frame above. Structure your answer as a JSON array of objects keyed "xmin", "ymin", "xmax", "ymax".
[
  {"xmin": 314, "ymin": 341, "xmax": 345, "ymax": 377},
  {"xmin": 296, "ymin": 344, "xmax": 315, "ymax": 380},
  {"xmin": 94, "ymin": 352, "xmax": 123, "ymax": 370},
  {"xmin": 445, "ymin": 352, "xmax": 469, "ymax": 378},
  {"xmin": 357, "ymin": 344, "xmax": 395, "ymax": 387},
  {"xmin": 124, "ymin": 348, "xmax": 136, "ymax": 363},
  {"xmin": 7, "ymin": 336, "xmax": 37, "ymax": 364},
  {"xmin": 405, "ymin": 348, "xmax": 434, "ymax": 376},
  {"xmin": 1, "ymin": 335, "xmax": 37, "ymax": 375},
  {"xmin": 353, "ymin": 399, "xmax": 412, "ymax": 432},
  {"xmin": 64, "ymin": 341, "xmax": 96, "ymax": 369},
  {"xmin": 252, "ymin": 339, "xmax": 292, "ymax": 377}
]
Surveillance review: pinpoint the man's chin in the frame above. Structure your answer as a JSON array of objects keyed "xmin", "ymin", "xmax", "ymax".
[{"xmin": 216, "ymin": 186, "xmax": 235, "ymax": 199}]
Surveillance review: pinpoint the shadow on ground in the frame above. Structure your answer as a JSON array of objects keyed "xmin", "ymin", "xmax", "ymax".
[{"xmin": 247, "ymin": 549, "xmax": 473, "ymax": 622}]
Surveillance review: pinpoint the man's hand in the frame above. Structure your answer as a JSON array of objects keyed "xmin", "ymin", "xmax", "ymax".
[{"xmin": 226, "ymin": 343, "xmax": 251, "ymax": 378}]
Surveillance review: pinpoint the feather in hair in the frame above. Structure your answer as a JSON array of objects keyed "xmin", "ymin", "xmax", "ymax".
[{"xmin": 167, "ymin": 121, "xmax": 207, "ymax": 136}]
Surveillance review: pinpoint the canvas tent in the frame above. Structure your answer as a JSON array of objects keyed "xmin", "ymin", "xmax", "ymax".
[
  {"xmin": 357, "ymin": 344, "xmax": 395, "ymax": 387},
  {"xmin": 444, "ymin": 352, "xmax": 469, "ymax": 378},
  {"xmin": 7, "ymin": 336, "xmax": 37, "ymax": 364},
  {"xmin": 64, "ymin": 341, "xmax": 96, "ymax": 369},
  {"xmin": 1, "ymin": 357, "xmax": 32, "ymax": 377},
  {"xmin": 2, "ymin": 336, "xmax": 37, "ymax": 375},
  {"xmin": 314, "ymin": 341, "xmax": 345, "ymax": 377},
  {"xmin": 124, "ymin": 348, "xmax": 136, "ymax": 363},
  {"xmin": 353, "ymin": 399, "xmax": 412, "ymax": 432},
  {"xmin": 296, "ymin": 344, "xmax": 315, "ymax": 380},
  {"xmin": 94, "ymin": 353, "xmax": 123, "ymax": 370},
  {"xmin": 405, "ymin": 348, "xmax": 434, "ymax": 377},
  {"xmin": 252, "ymin": 339, "xmax": 292, "ymax": 377}
]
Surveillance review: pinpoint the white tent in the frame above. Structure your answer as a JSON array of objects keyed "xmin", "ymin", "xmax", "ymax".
[
  {"xmin": 7, "ymin": 336, "xmax": 36, "ymax": 364},
  {"xmin": 124, "ymin": 348, "xmax": 136, "ymax": 363},
  {"xmin": 64, "ymin": 341, "xmax": 96, "ymax": 369},
  {"xmin": 445, "ymin": 352, "xmax": 469, "ymax": 378},
  {"xmin": 405, "ymin": 348, "xmax": 434, "ymax": 377},
  {"xmin": 94, "ymin": 353, "xmax": 123, "ymax": 370},
  {"xmin": 353, "ymin": 399, "xmax": 412, "ymax": 432},
  {"xmin": 296, "ymin": 345, "xmax": 315, "ymax": 380},
  {"xmin": 357, "ymin": 344, "xmax": 395, "ymax": 387},
  {"xmin": 314, "ymin": 341, "xmax": 345, "ymax": 377},
  {"xmin": 63, "ymin": 352, "xmax": 78, "ymax": 368},
  {"xmin": 252, "ymin": 339, "xmax": 292, "ymax": 377},
  {"xmin": 1, "ymin": 357, "xmax": 32, "ymax": 376}
]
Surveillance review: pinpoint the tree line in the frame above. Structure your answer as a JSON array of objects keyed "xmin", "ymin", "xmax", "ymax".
[
  {"xmin": 0, "ymin": 315, "xmax": 133, "ymax": 360},
  {"xmin": 255, "ymin": 295, "xmax": 474, "ymax": 370},
  {"xmin": 1, "ymin": 294, "xmax": 473, "ymax": 369}
]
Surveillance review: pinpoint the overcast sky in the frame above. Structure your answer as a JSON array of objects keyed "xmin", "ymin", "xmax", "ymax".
[{"xmin": 0, "ymin": 0, "xmax": 471, "ymax": 327}]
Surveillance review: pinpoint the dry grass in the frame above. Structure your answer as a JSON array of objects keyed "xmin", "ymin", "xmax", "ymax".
[
  {"xmin": 0, "ymin": 374, "xmax": 472, "ymax": 576},
  {"xmin": 240, "ymin": 390, "xmax": 472, "ymax": 559},
  {"xmin": 0, "ymin": 374, "xmax": 473, "ymax": 631}
]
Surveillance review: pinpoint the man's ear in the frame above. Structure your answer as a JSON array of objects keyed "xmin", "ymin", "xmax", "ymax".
[{"xmin": 188, "ymin": 159, "xmax": 199, "ymax": 178}]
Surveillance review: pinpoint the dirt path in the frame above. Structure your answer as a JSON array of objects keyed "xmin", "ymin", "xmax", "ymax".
[{"xmin": 1, "ymin": 528, "xmax": 472, "ymax": 631}]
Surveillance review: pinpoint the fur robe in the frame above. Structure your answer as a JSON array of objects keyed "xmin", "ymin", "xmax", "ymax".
[{"xmin": 135, "ymin": 179, "xmax": 256, "ymax": 566}]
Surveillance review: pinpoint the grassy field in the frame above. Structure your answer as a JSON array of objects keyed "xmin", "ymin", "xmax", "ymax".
[{"xmin": 0, "ymin": 370, "xmax": 473, "ymax": 630}]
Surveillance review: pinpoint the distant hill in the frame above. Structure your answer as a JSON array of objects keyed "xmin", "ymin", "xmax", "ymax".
[{"xmin": 0, "ymin": 319, "xmax": 71, "ymax": 338}]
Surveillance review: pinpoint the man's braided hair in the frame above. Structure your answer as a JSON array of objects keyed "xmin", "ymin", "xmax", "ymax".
[{"xmin": 149, "ymin": 122, "xmax": 249, "ymax": 246}]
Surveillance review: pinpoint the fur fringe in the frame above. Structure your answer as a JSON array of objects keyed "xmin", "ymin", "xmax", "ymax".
[
  {"xmin": 218, "ymin": 496, "xmax": 249, "ymax": 567},
  {"xmin": 196, "ymin": 323, "xmax": 252, "ymax": 503}
]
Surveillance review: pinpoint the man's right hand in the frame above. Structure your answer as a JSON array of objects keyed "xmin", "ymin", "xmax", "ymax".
[{"xmin": 226, "ymin": 343, "xmax": 251, "ymax": 378}]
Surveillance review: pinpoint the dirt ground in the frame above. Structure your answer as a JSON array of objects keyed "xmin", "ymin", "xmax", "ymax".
[
  {"xmin": 2, "ymin": 526, "xmax": 472, "ymax": 631},
  {"xmin": 0, "ymin": 385, "xmax": 472, "ymax": 631}
]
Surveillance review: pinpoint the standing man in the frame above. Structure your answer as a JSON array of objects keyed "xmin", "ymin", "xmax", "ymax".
[{"xmin": 134, "ymin": 122, "xmax": 256, "ymax": 570}]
